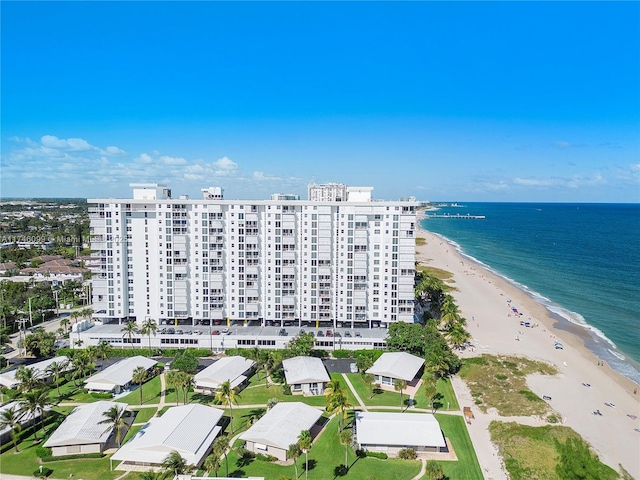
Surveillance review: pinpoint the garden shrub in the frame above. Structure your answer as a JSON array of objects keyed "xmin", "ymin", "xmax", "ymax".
[
  {"xmin": 364, "ymin": 451, "xmax": 388, "ymax": 459},
  {"xmin": 332, "ymin": 349, "xmax": 352, "ymax": 359},
  {"xmin": 40, "ymin": 452, "xmax": 104, "ymax": 462},
  {"xmin": 255, "ymin": 453, "xmax": 277, "ymax": 462},
  {"xmin": 398, "ymin": 448, "xmax": 417, "ymax": 460},
  {"xmin": 35, "ymin": 446, "xmax": 52, "ymax": 458},
  {"xmin": 90, "ymin": 392, "xmax": 113, "ymax": 399},
  {"xmin": 34, "ymin": 467, "xmax": 53, "ymax": 478},
  {"xmin": 282, "ymin": 384, "xmax": 291, "ymax": 395}
]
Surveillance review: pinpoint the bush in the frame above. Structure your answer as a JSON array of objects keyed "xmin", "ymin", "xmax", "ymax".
[
  {"xmin": 237, "ymin": 447, "xmax": 256, "ymax": 459},
  {"xmin": 282, "ymin": 384, "xmax": 291, "ymax": 395},
  {"xmin": 36, "ymin": 446, "xmax": 52, "ymax": 458},
  {"xmin": 40, "ymin": 452, "xmax": 104, "ymax": 462},
  {"xmin": 309, "ymin": 349, "xmax": 329, "ymax": 358},
  {"xmin": 33, "ymin": 467, "xmax": 53, "ymax": 478},
  {"xmin": 255, "ymin": 453, "xmax": 277, "ymax": 462},
  {"xmin": 398, "ymin": 448, "xmax": 417, "ymax": 460},
  {"xmin": 364, "ymin": 451, "xmax": 388, "ymax": 460},
  {"xmin": 332, "ymin": 349, "xmax": 352, "ymax": 359}
]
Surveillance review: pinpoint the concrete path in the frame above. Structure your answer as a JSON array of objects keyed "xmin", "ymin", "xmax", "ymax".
[
  {"xmin": 341, "ymin": 373, "xmax": 367, "ymax": 411},
  {"xmin": 411, "ymin": 457, "xmax": 427, "ymax": 480},
  {"xmin": 158, "ymin": 372, "xmax": 167, "ymax": 412}
]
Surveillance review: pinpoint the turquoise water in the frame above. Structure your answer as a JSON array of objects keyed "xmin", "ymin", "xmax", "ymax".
[{"xmin": 422, "ymin": 203, "xmax": 640, "ymax": 384}]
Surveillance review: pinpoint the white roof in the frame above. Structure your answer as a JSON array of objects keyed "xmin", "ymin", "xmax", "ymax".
[
  {"xmin": 43, "ymin": 401, "xmax": 127, "ymax": 448},
  {"xmin": 0, "ymin": 401, "xmax": 43, "ymax": 437},
  {"xmin": 0, "ymin": 356, "xmax": 70, "ymax": 389},
  {"xmin": 240, "ymin": 402, "xmax": 322, "ymax": 450},
  {"xmin": 85, "ymin": 356, "xmax": 157, "ymax": 390},
  {"xmin": 112, "ymin": 404, "xmax": 223, "ymax": 466},
  {"xmin": 194, "ymin": 356, "xmax": 255, "ymax": 390},
  {"xmin": 282, "ymin": 356, "xmax": 330, "ymax": 385},
  {"xmin": 355, "ymin": 412, "xmax": 446, "ymax": 448},
  {"xmin": 366, "ymin": 352, "xmax": 424, "ymax": 381}
]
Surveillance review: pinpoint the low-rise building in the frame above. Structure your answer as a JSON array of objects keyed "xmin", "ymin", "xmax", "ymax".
[
  {"xmin": 43, "ymin": 401, "xmax": 128, "ymax": 456},
  {"xmin": 354, "ymin": 412, "xmax": 447, "ymax": 456},
  {"xmin": 111, "ymin": 404, "xmax": 224, "ymax": 470},
  {"xmin": 84, "ymin": 356, "xmax": 157, "ymax": 394},
  {"xmin": 0, "ymin": 356, "xmax": 71, "ymax": 389},
  {"xmin": 365, "ymin": 352, "xmax": 424, "ymax": 390},
  {"xmin": 0, "ymin": 401, "xmax": 44, "ymax": 446},
  {"xmin": 240, "ymin": 402, "xmax": 322, "ymax": 461},
  {"xmin": 282, "ymin": 356, "xmax": 330, "ymax": 396},
  {"xmin": 193, "ymin": 356, "xmax": 255, "ymax": 394}
]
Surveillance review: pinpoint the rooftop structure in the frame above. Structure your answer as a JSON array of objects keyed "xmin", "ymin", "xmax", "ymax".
[
  {"xmin": 111, "ymin": 404, "xmax": 224, "ymax": 469},
  {"xmin": 240, "ymin": 402, "xmax": 322, "ymax": 461},
  {"xmin": 85, "ymin": 356, "xmax": 157, "ymax": 393},
  {"xmin": 355, "ymin": 411, "xmax": 446, "ymax": 455},
  {"xmin": 44, "ymin": 401, "xmax": 128, "ymax": 455},
  {"xmin": 193, "ymin": 356, "xmax": 255, "ymax": 392},
  {"xmin": 0, "ymin": 356, "xmax": 70, "ymax": 389},
  {"xmin": 366, "ymin": 352, "xmax": 424, "ymax": 383},
  {"xmin": 282, "ymin": 356, "xmax": 330, "ymax": 395}
]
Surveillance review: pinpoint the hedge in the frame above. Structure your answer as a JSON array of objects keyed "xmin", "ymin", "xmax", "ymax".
[{"xmin": 40, "ymin": 452, "xmax": 105, "ymax": 462}]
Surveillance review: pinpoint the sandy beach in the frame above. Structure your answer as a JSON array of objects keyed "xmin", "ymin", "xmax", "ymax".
[{"xmin": 415, "ymin": 222, "xmax": 640, "ymax": 479}]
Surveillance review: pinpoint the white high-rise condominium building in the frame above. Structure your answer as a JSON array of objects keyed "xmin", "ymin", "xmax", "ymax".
[{"xmin": 89, "ymin": 183, "xmax": 417, "ymax": 328}]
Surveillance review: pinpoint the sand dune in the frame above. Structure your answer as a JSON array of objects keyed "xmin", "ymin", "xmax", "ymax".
[{"xmin": 416, "ymin": 225, "xmax": 640, "ymax": 479}]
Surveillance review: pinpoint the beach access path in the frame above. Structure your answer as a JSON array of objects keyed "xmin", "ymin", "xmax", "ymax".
[{"xmin": 416, "ymin": 225, "xmax": 640, "ymax": 479}]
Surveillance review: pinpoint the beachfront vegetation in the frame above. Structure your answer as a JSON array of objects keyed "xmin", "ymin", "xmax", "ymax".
[
  {"xmin": 459, "ymin": 355, "xmax": 558, "ymax": 417},
  {"xmin": 430, "ymin": 413, "xmax": 483, "ymax": 480},
  {"xmin": 489, "ymin": 421, "xmax": 619, "ymax": 480}
]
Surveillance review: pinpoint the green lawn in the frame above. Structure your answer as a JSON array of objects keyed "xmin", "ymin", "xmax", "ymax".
[
  {"xmin": 130, "ymin": 406, "xmax": 157, "ymax": 424},
  {"xmin": 426, "ymin": 414, "xmax": 483, "ymax": 480},
  {"xmin": 121, "ymin": 424, "xmax": 142, "ymax": 445},
  {"xmin": 117, "ymin": 374, "xmax": 162, "ymax": 405},
  {"xmin": 413, "ymin": 377, "xmax": 460, "ymax": 411},
  {"xmin": 218, "ymin": 415, "xmax": 422, "ymax": 480},
  {"xmin": 346, "ymin": 373, "xmax": 406, "ymax": 408}
]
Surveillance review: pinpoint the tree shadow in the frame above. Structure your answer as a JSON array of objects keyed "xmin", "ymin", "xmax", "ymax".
[
  {"xmin": 303, "ymin": 459, "xmax": 318, "ymax": 472},
  {"xmin": 229, "ymin": 468, "xmax": 246, "ymax": 478},
  {"xmin": 432, "ymin": 392, "xmax": 444, "ymax": 413},
  {"xmin": 333, "ymin": 464, "xmax": 348, "ymax": 477}
]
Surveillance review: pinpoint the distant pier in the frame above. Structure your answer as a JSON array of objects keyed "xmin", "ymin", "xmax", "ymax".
[{"xmin": 426, "ymin": 213, "xmax": 486, "ymax": 219}]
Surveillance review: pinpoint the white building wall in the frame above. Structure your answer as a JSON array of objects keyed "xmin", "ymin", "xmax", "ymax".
[{"xmin": 89, "ymin": 185, "xmax": 416, "ymax": 328}]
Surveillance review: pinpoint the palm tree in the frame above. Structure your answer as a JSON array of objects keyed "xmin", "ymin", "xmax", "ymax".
[
  {"xmin": 0, "ymin": 405, "xmax": 23, "ymax": 452},
  {"xmin": 19, "ymin": 388, "xmax": 52, "ymax": 441},
  {"xmin": 121, "ymin": 321, "xmax": 139, "ymax": 350},
  {"xmin": 15, "ymin": 365, "xmax": 41, "ymax": 392},
  {"xmin": 339, "ymin": 428, "xmax": 353, "ymax": 470},
  {"xmin": 267, "ymin": 398, "xmax": 279, "ymax": 411},
  {"xmin": 213, "ymin": 434, "xmax": 230, "ymax": 477},
  {"xmin": 139, "ymin": 471, "xmax": 165, "ymax": 480},
  {"xmin": 288, "ymin": 443, "xmax": 301, "ymax": 479},
  {"xmin": 96, "ymin": 340, "xmax": 112, "ymax": 369},
  {"xmin": 162, "ymin": 450, "xmax": 189, "ymax": 477},
  {"xmin": 204, "ymin": 452, "xmax": 221, "ymax": 477},
  {"xmin": 45, "ymin": 359, "xmax": 68, "ymax": 397},
  {"xmin": 297, "ymin": 429, "xmax": 312, "ymax": 480},
  {"xmin": 140, "ymin": 318, "xmax": 157, "ymax": 356},
  {"xmin": 363, "ymin": 373, "xmax": 375, "ymax": 399},
  {"xmin": 422, "ymin": 374, "xmax": 438, "ymax": 412},
  {"xmin": 59, "ymin": 317, "xmax": 70, "ymax": 334},
  {"xmin": 326, "ymin": 389, "xmax": 352, "ymax": 433},
  {"xmin": 258, "ymin": 350, "xmax": 273, "ymax": 388},
  {"xmin": 395, "ymin": 379, "xmax": 407, "ymax": 411},
  {"xmin": 447, "ymin": 324, "xmax": 471, "ymax": 350},
  {"xmin": 324, "ymin": 378, "xmax": 343, "ymax": 398},
  {"xmin": 132, "ymin": 366, "xmax": 147, "ymax": 405},
  {"xmin": 71, "ymin": 352, "xmax": 94, "ymax": 387},
  {"xmin": 81, "ymin": 307, "xmax": 93, "ymax": 321},
  {"xmin": 176, "ymin": 371, "xmax": 194, "ymax": 405},
  {"xmin": 165, "ymin": 369, "xmax": 180, "ymax": 406},
  {"xmin": 214, "ymin": 380, "xmax": 240, "ymax": 433},
  {"xmin": 97, "ymin": 405, "xmax": 127, "ymax": 447}
]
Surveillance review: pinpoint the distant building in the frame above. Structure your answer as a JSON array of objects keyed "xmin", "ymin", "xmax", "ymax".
[
  {"xmin": 0, "ymin": 356, "xmax": 71, "ymax": 389},
  {"xmin": 307, "ymin": 182, "xmax": 348, "ymax": 202},
  {"xmin": 88, "ymin": 183, "xmax": 417, "ymax": 329},
  {"xmin": 270, "ymin": 193, "xmax": 300, "ymax": 201}
]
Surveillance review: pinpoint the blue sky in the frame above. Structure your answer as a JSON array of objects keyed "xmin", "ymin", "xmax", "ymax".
[{"xmin": 1, "ymin": 2, "xmax": 638, "ymax": 202}]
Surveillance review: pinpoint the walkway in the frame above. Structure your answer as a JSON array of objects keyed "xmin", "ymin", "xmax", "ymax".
[{"xmin": 341, "ymin": 373, "xmax": 367, "ymax": 411}]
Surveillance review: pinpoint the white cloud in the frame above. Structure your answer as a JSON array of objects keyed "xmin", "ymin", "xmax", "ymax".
[
  {"xmin": 555, "ymin": 141, "xmax": 572, "ymax": 148},
  {"xmin": 41, "ymin": 135, "xmax": 93, "ymax": 151},
  {"xmin": 160, "ymin": 155, "xmax": 188, "ymax": 166},
  {"xmin": 104, "ymin": 146, "xmax": 127, "ymax": 156},
  {"xmin": 513, "ymin": 173, "xmax": 606, "ymax": 189},
  {"xmin": 213, "ymin": 156, "xmax": 238, "ymax": 175},
  {"xmin": 252, "ymin": 171, "xmax": 283, "ymax": 182}
]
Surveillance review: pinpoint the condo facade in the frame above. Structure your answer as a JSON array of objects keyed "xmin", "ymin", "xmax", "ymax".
[{"xmin": 89, "ymin": 183, "xmax": 417, "ymax": 328}]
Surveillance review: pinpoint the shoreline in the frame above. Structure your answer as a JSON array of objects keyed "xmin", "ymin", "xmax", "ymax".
[{"xmin": 415, "ymin": 224, "xmax": 640, "ymax": 478}]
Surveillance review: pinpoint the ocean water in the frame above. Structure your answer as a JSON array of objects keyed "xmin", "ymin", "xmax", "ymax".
[{"xmin": 422, "ymin": 203, "xmax": 640, "ymax": 385}]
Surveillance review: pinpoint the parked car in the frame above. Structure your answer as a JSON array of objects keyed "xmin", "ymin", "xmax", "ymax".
[
  {"xmin": 334, "ymin": 332, "xmax": 342, "ymax": 338},
  {"xmin": 355, "ymin": 332, "xmax": 362, "ymax": 338},
  {"xmin": 167, "ymin": 328, "xmax": 175, "ymax": 334},
  {"xmin": 176, "ymin": 329, "xmax": 184, "ymax": 335},
  {"xmin": 212, "ymin": 330, "xmax": 221, "ymax": 335},
  {"xmin": 278, "ymin": 328, "xmax": 288, "ymax": 336},
  {"xmin": 344, "ymin": 331, "xmax": 352, "ymax": 337},
  {"xmin": 350, "ymin": 363, "xmax": 358, "ymax": 373},
  {"xmin": 300, "ymin": 329, "xmax": 306, "ymax": 335},
  {"xmin": 326, "ymin": 330, "xmax": 333, "ymax": 337},
  {"xmin": 221, "ymin": 327, "xmax": 230, "ymax": 335},
  {"xmin": 316, "ymin": 331, "xmax": 325, "ymax": 337}
]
